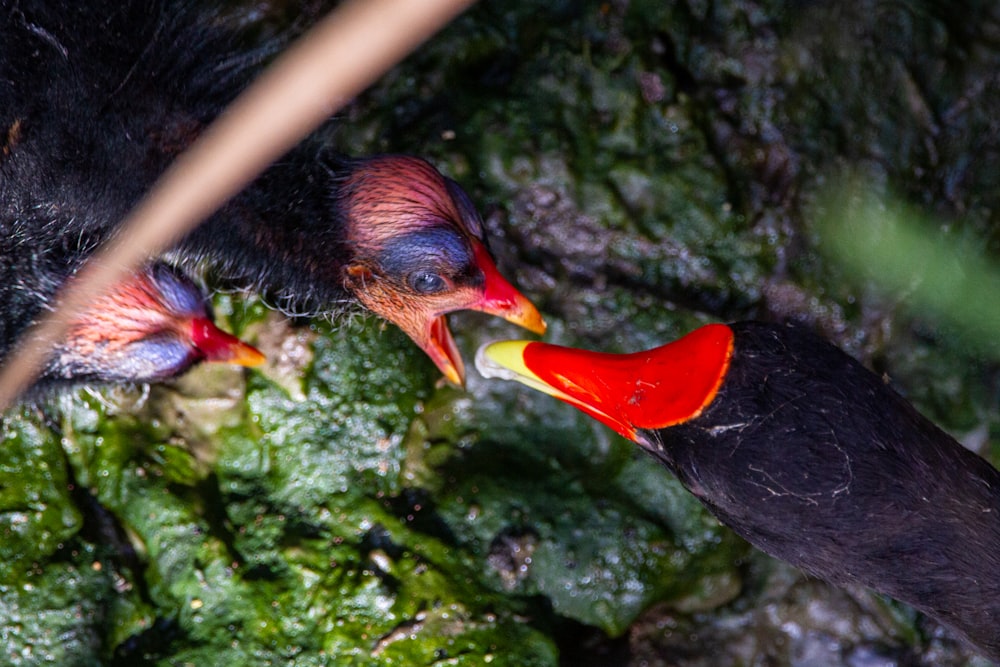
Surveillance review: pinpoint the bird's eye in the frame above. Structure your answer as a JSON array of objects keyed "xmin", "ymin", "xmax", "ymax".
[{"xmin": 409, "ymin": 271, "xmax": 447, "ymax": 294}]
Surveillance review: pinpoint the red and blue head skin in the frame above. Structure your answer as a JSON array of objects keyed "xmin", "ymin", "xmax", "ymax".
[
  {"xmin": 44, "ymin": 263, "xmax": 263, "ymax": 387},
  {"xmin": 338, "ymin": 155, "xmax": 546, "ymax": 386}
]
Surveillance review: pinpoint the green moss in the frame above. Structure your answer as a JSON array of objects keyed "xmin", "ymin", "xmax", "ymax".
[
  {"xmin": 0, "ymin": 542, "xmax": 114, "ymax": 667},
  {"xmin": 0, "ymin": 418, "xmax": 80, "ymax": 570}
]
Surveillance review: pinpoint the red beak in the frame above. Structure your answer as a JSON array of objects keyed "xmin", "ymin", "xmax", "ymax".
[
  {"xmin": 423, "ymin": 241, "xmax": 546, "ymax": 387},
  {"xmin": 189, "ymin": 317, "xmax": 265, "ymax": 367},
  {"xmin": 476, "ymin": 324, "xmax": 734, "ymax": 444},
  {"xmin": 467, "ymin": 241, "xmax": 546, "ymax": 335}
]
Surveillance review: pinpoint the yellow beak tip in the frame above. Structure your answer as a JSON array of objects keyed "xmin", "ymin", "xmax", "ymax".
[
  {"xmin": 443, "ymin": 366, "xmax": 465, "ymax": 387},
  {"xmin": 228, "ymin": 345, "xmax": 267, "ymax": 368}
]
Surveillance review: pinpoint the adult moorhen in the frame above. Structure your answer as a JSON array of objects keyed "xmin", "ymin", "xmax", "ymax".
[
  {"xmin": 478, "ymin": 321, "xmax": 1000, "ymax": 661},
  {"xmin": 0, "ymin": 0, "xmax": 544, "ymax": 392}
]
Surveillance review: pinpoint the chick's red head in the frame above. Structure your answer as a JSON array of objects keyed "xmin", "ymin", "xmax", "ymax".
[
  {"xmin": 339, "ymin": 155, "xmax": 545, "ymax": 385},
  {"xmin": 50, "ymin": 264, "xmax": 262, "ymax": 384}
]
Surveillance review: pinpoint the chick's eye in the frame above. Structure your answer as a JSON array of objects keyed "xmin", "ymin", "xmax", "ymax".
[{"xmin": 409, "ymin": 271, "xmax": 447, "ymax": 294}]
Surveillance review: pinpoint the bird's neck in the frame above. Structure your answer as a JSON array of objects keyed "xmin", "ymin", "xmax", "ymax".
[{"xmin": 655, "ymin": 321, "xmax": 1000, "ymax": 660}]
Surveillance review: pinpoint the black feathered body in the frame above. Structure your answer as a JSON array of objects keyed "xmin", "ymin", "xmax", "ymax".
[
  {"xmin": 0, "ymin": 0, "xmax": 352, "ymax": 358},
  {"xmin": 651, "ymin": 321, "xmax": 1000, "ymax": 659}
]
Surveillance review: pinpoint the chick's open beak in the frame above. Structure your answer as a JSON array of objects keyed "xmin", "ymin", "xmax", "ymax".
[
  {"xmin": 420, "ymin": 242, "xmax": 546, "ymax": 386},
  {"xmin": 423, "ymin": 314, "xmax": 465, "ymax": 386},
  {"xmin": 355, "ymin": 238, "xmax": 545, "ymax": 387}
]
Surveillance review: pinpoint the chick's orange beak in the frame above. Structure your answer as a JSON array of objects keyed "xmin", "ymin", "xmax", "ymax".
[
  {"xmin": 189, "ymin": 317, "xmax": 265, "ymax": 367},
  {"xmin": 354, "ymin": 240, "xmax": 545, "ymax": 387},
  {"xmin": 417, "ymin": 242, "xmax": 546, "ymax": 387},
  {"xmin": 468, "ymin": 241, "xmax": 546, "ymax": 335},
  {"xmin": 423, "ymin": 314, "xmax": 465, "ymax": 386},
  {"xmin": 476, "ymin": 324, "xmax": 735, "ymax": 445}
]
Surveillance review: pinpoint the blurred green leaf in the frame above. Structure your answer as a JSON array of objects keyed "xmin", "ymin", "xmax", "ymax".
[{"xmin": 818, "ymin": 181, "xmax": 1000, "ymax": 355}]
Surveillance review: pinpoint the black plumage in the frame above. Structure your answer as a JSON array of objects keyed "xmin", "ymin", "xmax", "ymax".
[{"xmin": 661, "ymin": 323, "xmax": 1000, "ymax": 660}]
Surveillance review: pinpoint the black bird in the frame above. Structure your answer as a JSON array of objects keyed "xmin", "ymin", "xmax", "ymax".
[
  {"xmin": 0, "ymin": 0, "xmax": 544, "ymax": 392},
  {"xmin": 478, "ymin": 321, "xmax": 1000, "ymax": 661}
]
